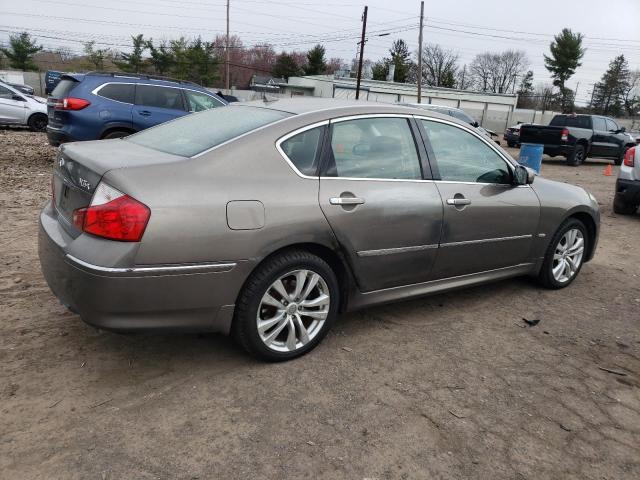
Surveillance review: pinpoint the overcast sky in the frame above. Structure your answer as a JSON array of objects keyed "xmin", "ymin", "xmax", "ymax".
[{"xmin": 1, "ymin": 0, "xmax": 638, "ymax": 104}]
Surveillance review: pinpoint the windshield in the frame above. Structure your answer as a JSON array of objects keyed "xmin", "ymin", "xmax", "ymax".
[{"xmin": 126, "ymin": 105, "xmax": 292, "ymax": 157}]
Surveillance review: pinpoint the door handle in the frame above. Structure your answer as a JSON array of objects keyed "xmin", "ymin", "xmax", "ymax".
[
  {"xmin": 447, "ymin": 198, "xmax": 471, "ymax": 206},
  {"xmin": 138, "ymin": 110, "xmax": 151, "ymax": 116},
  {"xmin": 330, "ymin": 197, "xmax": 365, "ymax": 206}
]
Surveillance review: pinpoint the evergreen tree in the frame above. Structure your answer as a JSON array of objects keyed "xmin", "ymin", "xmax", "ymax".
[
  {"xmin": 388, "ymin": 39, "xmax": 411, "ymax": 82},
  {"xmin": 147, "ymin": 39, "xmax": 174, "ymax": 75},
  {"xmin": 544, "ymin": 28, "xmax": 585, "ymax": 112},
  {"xmin": 371, "ymin": 60, "xmax": 389, "ymax": 81},
  {"xmin": 0, "ymin": 32, "xmax": 42, "ymax": 71},
  {"xmin": 304, "ymin": 44, "xmax": 327, "ymax": 75},
  {"xmin": 115, "ymin": 34, "xmax": 147, "ymax": 73},
  {"xmin": 591, "ymin": 55, "xmax": 630, "ymax": 117},
  {"xmin": 516, "ymin": 70, "xmax": 535, "ymax": 108},
  {"xmin": 272, "ymin": 53, "xmax": 303, "ymax": 80}
]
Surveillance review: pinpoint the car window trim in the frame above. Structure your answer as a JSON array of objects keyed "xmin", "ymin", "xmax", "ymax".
[
  {"xmin": 91, "ymin": 82, "xmax": 223, "ymax": 107},
  {"xmin": 275, "ymin": 120, "xmax": 330, "ymax": 179},
  {"xmin": 414, "ymin": 115, "xmax": 519, "ymax": 187},
  {"xmin": 320, "ymin": 113, "xmax": 428, "ymax": 182}
]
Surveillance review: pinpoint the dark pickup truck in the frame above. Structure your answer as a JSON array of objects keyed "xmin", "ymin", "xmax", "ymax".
[{"xmin": 519, "ymin": 114, "xmax": 634, "ymax": 166}]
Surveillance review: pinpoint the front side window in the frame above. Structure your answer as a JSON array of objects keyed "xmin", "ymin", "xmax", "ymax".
[
  {"xmin": 0, "ymin": 85, "xmax": 15, "ymax": 99},
  {"xmin": 605, "ymin": 119, "xmax": 618, "ymax": 132},
  {"xmin": 135, "ymin": 85, "xmax": 185, "ymax": 111},
  {"xmin": 280, "ymin": 126, "xmax": 324, "ymax": 176},
  {"xmin": 593, "ymin": 117, "xmax": 607, "ymax": 131},
  {"xmin": 421, "ymin": 120, "xmax": 511, "ymax": 184},
  {"xmin": 185, "ymin": 90, "xmax": 223, "ymax": 112},
  {"xmin": 326, "ymin": 117, "xmax": 422, "ymax": 180},
  {"xmin": 98, "ymin": 83, "xmax": 134, "ymax": 104}
]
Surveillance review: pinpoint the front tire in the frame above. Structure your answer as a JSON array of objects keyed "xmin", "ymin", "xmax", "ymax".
[
  {"xmin": 566, "ymin": 144, "xmax": 585, "ymax": 166},
  {"xmin": 613, "ymin": 193, "xmax": 638, "ymax": 215},
  {"xmin": 537, "ymin": 219, "xmax": 588, "ymax": 289},
  {"xmin": 232, "ymin": 250, "xmax": 340, "ymax": 361},
  {"xmin": 28, "ymin": 113, "xmax": 47, "ymax": 132}
]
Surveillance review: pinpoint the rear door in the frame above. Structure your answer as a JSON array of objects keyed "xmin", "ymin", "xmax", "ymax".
[
  {"xmin": 132, "ymin": 84, "xmax": 187, "ymax": 130},
  {"xmin": 590, "ymin": 117, "xmax": 610, "ymax": 157},
  {"xmin": 0, "ymin": 85, "xmax": 28, "ymax": 124},
  {"xmin": 318, "ymin": 115, "xmax": 443, "ymax": 292},
  {"xmin": 418, "ymin": 118, "xmax": 540, "ymax": 279}
]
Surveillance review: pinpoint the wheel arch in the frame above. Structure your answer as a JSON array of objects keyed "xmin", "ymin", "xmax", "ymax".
[
  {"xmin": 99, "ymin": 123, "xmax": 136, "ymax": 139},
  {"xmin": 238, "ymin": 242, "xmax": 354, "ymax": 313},
  {"xmin": 565, "ymin": 210, "xmax": 597, "ymax": 262}
]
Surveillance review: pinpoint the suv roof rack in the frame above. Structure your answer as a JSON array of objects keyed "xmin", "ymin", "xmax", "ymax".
[{"xmin": 85, "ymin": 71, "xmax": 200, "ymax": 87}]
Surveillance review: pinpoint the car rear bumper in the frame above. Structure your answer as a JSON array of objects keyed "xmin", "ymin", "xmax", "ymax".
[
  {"xmin": 38, "ymin": 202, "xmax": 245, "ymax": 334},
  {"xmin": 541, "ymin": 144, "xmax": 572, "ymax": 156},
  {"xmin": 46, "ymin": 126, "xmax": 76, "ymax": 146},
  {"xmin": 615, "ymin": 178, "xmax": 640, "ymax": 205}
]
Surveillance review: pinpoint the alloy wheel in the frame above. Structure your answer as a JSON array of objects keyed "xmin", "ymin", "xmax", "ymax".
[
  {"xmin": 552, "ymin": 228, "xmax": 584, "ymax": 283},
  {"xmin": 257, "ymin": 269, "xmax": 330, "ymax": 352}
]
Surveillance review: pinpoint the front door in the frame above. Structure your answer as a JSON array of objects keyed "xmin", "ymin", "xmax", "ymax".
[
  {"xmin": 590, "ymin": 116, "xmax": 610, "ymax": 157},
  {"xmin": 418, "ymin": 118, "xmax": 540, "ymax": 279},
  {"xmin": 132, "ymin": 84, "xmax": 187, "ymax": 130},
  {"xmin": 319, "ymin": 116, "xmax": 443, "ymax": 292}
]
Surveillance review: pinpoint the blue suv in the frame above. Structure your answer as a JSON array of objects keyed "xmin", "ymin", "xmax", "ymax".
[{"xmin": 46, "ymin": 72, "xmax": 227, "ymax": 146}]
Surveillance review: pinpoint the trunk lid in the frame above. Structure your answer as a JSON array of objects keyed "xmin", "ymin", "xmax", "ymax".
[{"xmin": 53, "ymin": 139, "xmax": 184, "ymax": 236}]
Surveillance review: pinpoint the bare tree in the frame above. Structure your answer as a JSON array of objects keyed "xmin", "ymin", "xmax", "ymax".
[
  {"xmin": 411, "ymin": 44, "xmax": 458, "ymax": 88},
  {"xmin": 470, "ymin": 50, "xmax": 528, "ymax": 93},
  {"xmin": 456, "ymin": 64, "xmax": 472, "ymax": 90}
]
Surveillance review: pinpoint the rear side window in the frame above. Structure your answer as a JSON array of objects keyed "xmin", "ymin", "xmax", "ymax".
[
  {"xmin": 51, "ymin": 78, "xmax": 78, "ymax": 98},
  {"xmin": 280, "ymin": 126, "xmax": 324, "ymax": 176},
  {"xmin": 97, "ymin": 83, "xmax": 134, "ymax": 104},
  {"xmin": 126, "ymin": 105, "xmax": 291, "ymax": 157},
  {"xmin": 135, "ymin": 85, "xmax": 185, "ymax": 111},
  {"xmin": 550, "ymin": 115, "xmax": 591, "ymax": 129},
  {"xmin": 326, "ymin": 117, "xmax": 422, "ymax": 180},
  {"xmin": 184, "ymin": 90, "xmax": 223, "ymax": 112}
]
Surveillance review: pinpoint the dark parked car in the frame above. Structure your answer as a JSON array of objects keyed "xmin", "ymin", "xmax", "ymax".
[
  {"xmin": 39, "ymin": 99, "xmax": 600, "ymax": 361},
  {"xmin": 404, "ymin": 103, "xmax": 500, "ymax": 144},
  {"xmin": 8, "ymin": 82, "xmax": 35, "ymax": 96},
  {"xmin": 46, "ymin": 72, "xmax": 227, "ymax": 146},
  {"xmin": 519, "ymin": 114, "xmax": 635, "ymax": 166},
  {"xmin": 504, "ymin": 122, "xmax": 526, "ymax": 147}
]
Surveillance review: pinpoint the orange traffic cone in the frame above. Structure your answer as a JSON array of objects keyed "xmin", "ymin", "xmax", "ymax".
[{"xmin": 603, "ymin": 165, "xmax": 613, "ymax": 176}]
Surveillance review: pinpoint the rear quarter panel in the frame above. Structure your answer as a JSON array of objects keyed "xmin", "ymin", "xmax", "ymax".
[{"xmin": 102, "ymin": 115, "xmax": 339, "ymax": 267}]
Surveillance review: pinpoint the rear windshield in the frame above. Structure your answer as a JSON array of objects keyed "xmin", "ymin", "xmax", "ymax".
[
  {"xmin": 549, "ymin": 115, "xmax": 591, "ymax": 129},
  {"xmin": 126, "ymin": 105, "xmax": 292, "ymax": 157},
  {"xmin": 51, "ymin": 78, "xmax": 78, "ymax": 98}
]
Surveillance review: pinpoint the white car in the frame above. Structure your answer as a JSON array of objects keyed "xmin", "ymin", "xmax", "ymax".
[
  {"xmin": 0, "ymin": 81, "xmax": 48, "ymax": 131},
  {"xmin": 614, "ymin": 145, "xmax": 640, "ymax": 215}
]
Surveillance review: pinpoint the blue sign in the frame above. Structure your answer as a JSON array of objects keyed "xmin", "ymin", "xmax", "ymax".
[{"xmin": 45, "ymin": 70, "xmax": 63, "ymax": 95}]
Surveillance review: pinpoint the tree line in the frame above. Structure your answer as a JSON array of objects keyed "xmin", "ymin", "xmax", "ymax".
[{"xmin": 1, "ymin": 29, "xmax": 638, "ymax": 117}]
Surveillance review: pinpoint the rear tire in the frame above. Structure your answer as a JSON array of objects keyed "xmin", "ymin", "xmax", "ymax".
[
  {"xmin": 232, "ymin": 250, "xmax": 340, "ymax": 361},
  {"xmin": 27, "ymin": 113, "xmax": 47, "ymax": 132},
  {"xmin": 537, "ymin": 218, "xmax": 588, "ymax": 289},
  {"xmin": 566, "ymin": 144, "xmax": 585, "ymax": 166},
  {"xmin": 613, "ymin": 193, "xmax": 637, "ymax": 215},
  {"xmin": 101, "ymin": 129, "xmax": 131, "ymax": 140}
]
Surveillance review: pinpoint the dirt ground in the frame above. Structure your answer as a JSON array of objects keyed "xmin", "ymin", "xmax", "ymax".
[{"xmin": 1, "ymin": 128, "xmax": 639, "ymax": 480}]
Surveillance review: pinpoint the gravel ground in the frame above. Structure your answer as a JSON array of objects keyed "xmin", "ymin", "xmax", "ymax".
[{"xmin": 1, "ymin": 129, "xmax": 639, "ymax": 479}]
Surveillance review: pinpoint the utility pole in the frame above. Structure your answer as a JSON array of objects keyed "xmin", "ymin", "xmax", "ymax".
[
  {"xmin": 225, "ymin": 0, "xmax": 230, "ymax": 91},
  {"xmin": 417, "ymin": 1, "xmax": 424, "ymax": 103},
  {"xmin": 355, "ymin": 5, "xmax": 367, "ymax": 100}
]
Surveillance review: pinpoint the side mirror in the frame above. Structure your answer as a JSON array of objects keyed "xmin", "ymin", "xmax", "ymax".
[
  {"xmin": 12, "ymin": 95, "xmax": 26, "ymax": 101},
  {"xmin": 513, "ymin": 165, "xmax": 535, "ymax": 185},
  {"xmin": 472, "ymin": 121, "xmax": 479, "ymax": 128},
  {"xmin": 352, "ymin": 143, "xmax": 370, "ymax": 156},
  {"xmin": 619, "ymin": 126, "xmax": 626, "ymax": 133}
]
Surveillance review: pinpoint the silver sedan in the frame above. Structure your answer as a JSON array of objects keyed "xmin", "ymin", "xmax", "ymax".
[{"xmin": 39, "ymin": 98, "xmax": 600, "ymax": 360}]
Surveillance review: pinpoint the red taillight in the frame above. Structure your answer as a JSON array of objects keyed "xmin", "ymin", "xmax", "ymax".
[
  {"xmin": 73, "ymin": 183, "xmax": 150, "ymax": 242},
  {"xmin": 561, "ymin": 128, "xmax": 569, "ymax": 142},
  {"xmin": 51, "ymin": 97, "xmax": 91, "ymax": 110},
  {"xmin": 624, "ymin": 146, "xmax": 636, "ymax": 167}
]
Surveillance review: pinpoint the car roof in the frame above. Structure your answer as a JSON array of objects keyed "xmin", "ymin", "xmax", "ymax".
[
  {"xmin": 60, "ymin": 72, "xmax": 209, "ymax": 90},
  {"xmin": 233, "ymin": 97, "xmax": 455, "ymax": 120}
]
